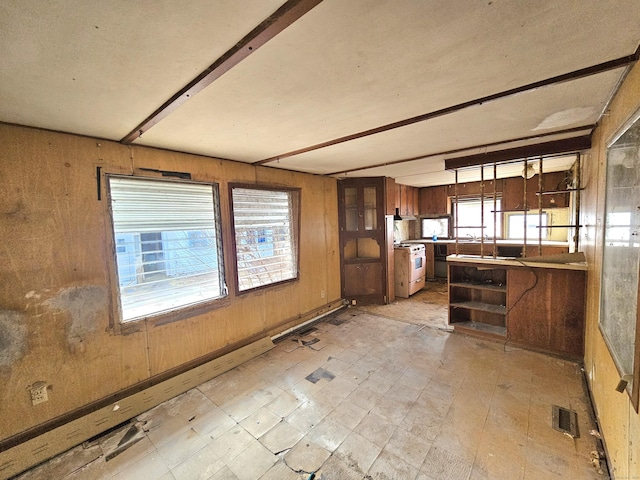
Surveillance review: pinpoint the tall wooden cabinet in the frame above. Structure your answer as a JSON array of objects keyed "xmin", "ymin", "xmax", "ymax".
[{"xmin": 338, "ymin": 177, "xmax": 395, "ymax": 305}]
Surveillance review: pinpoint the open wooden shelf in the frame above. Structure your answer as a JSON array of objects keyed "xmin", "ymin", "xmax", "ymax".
[
  {"xmin": 449, "ymin": 282, "xmax": 506, "ymax": 293},
  {"xmin": 536, "ymin": 188, "xmax": 584, "ymax": 195},
  {"xmin": 450, "ymin": 301, "xmax": 506, "ymax": 314},
  {"xmin": 448, "ymin": 263, "xmax": 507, "ymax": 338},
  {"xmin": 453, "ymin": 320, "xmax": 507, "ymax": 338}
]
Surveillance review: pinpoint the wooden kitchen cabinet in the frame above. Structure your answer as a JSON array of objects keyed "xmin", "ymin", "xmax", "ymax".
[
  {"xmin": 449, "ymin": 263, "xmax": 507, "ymax": 336},
  {"xmin": 507, "ymin": 267, "xmax": 585, "ymax": 357},
  {"xmin": 419, "ymin": 185, "xmax": 448, "ymax": 215},
  {"xmin": 343, "ymin": 262, "xmax": 383, "ymax": 297},
  {"xmin": 395, "ymin": 184, "xmax": 419, "ymax": 216},
  {"xmin": 385, "ymin": 177, "xmax": 396, "ymax": 215},
  {"xmin": 446, "ymin": 242, "xmax": 568, "ymax": 258},
  {"xmin": 424, "ymin": 243, "xmax": 435, "ymax": 280},
  {"xmin": 339, "ymin": 177, "xmax": 394, "ymax": 305},
  {"xmin": 502, "ymin": 172, "xmax": 570, "ymax": 211},
  {"xmin": 400, "ymin": 185, "xmax": 409, "ymax": 215},
  {"xmin": 448, "ymin": 257, "xmax": 586, "ymax": 358}
]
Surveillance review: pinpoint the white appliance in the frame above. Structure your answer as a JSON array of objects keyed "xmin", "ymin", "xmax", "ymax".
[{"xmin": 394, "ymin": 244, "xmax": 426, "ymax": 298}]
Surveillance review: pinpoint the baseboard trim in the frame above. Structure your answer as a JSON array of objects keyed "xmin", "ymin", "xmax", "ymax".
[
  {"xmin": 0, "ymin": 299, "xmax": 345, "ymax": 479},
  {"xmin": 0, "ymin": 337, "xmax": 274, "ymax": 480}
]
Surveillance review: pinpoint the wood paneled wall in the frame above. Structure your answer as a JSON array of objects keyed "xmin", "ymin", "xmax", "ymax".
[
  {"xmin": 581, "ymin": 62, "xmax": 640, "ymax": 478},
  {"xmin": 0, "ymin": 124, "xmax": 341, "ymax": 442}
]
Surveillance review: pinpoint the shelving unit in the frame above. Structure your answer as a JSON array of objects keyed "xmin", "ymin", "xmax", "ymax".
[
  {"xmin": 448, "ymin": 263, "xmax": 507, "ymax": 337},
  {"xmin": 536, "ymin": 188, "xmax": 584, "ymax": 195},
  {"xmin": 447, "ymin": 257, "xmax": 587, "ymax": 357},
  {"xmin": 450, "ymin": 154, "xmax": 583, "ymax": 256}
]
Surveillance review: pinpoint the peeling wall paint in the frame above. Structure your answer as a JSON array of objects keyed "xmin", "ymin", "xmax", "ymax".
[
  {"xmin": 0, "ymin": 311, "xmax": 27, "ymax": 368},
  {"xmin": 0, "ymin": 123, "xmax": 340, "ymax": 445},
  {"xmin": 44, "ymin": 286, "xmax": 108, "ymax": 345}
]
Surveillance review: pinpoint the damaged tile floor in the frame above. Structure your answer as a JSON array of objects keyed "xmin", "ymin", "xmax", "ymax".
[{"xmin": 16, "ymin": 287, "xmax": 605, "ymax": 480}]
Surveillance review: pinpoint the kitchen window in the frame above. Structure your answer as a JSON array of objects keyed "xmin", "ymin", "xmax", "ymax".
[
  {"xmin": 453, "ymin": 197, "xmax": 502, "ymax": 239},
  {"xmin": 230, "ymin": 185, "xmax": 300, "ymax": 293},
  {"xmin": 108, "ymin": 176, "xmax": 225, "ymax": 323},
  {"xmin": 506, "ymin": 212, "xmax": 549, "ymax": 239},
  {"xmin": 421, "ymin": 216, "xmax": 451, "ymax": 239}
]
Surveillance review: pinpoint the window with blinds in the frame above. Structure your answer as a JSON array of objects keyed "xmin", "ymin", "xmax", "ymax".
[
  {"xmin": 231, "ymin": 186, "xmax": 299, "ymax": 292},
  {"xmin": 108, "ymin": 176, "xmax": 225, "ymax": 322}
]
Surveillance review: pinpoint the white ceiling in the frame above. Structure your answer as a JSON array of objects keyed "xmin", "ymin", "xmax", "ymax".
[{"xmin": 1, "ymin": 0, "xmax": 639, "ymax": 186}]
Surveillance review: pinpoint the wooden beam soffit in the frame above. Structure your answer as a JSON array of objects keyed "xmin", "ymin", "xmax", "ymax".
[
  {"xmin": 121, "ymin": 0, "xmax": 323, "ymax": 144},
  {"xmin": 444, "ymin": 135, "xmax": 592, "ymax": 170},
  {"xmin": 328, "ymin": 124, "xmax": 595, "ymax": 176},
  {"xmin": 254, "ymin": 53, "xmax": 638, "ymax": 166}
]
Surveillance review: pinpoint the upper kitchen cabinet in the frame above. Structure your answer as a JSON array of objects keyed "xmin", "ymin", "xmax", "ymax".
[
  {"xmin": 395, "ymin": 184, "xmax": 419, "ymax": 216},
  {"xmin": 502, "ymin": 171, "xmax": 571, "ymax": 211},
  {"xmin": 419, "ymin": 185, "xmax": 448, "ymax": 215},
  {"xmin": 338, "ymin": 177, "xmax": 395, "ymax": 305}
]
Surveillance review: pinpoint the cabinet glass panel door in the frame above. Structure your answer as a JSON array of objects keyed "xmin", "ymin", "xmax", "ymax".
[
  {"xmin": 344, "ymin": 187, "xmax": 358, "ymax": 231},
  {"xmin": 363, "ymin": 186, "xmax": 377, "ymax": 230}
]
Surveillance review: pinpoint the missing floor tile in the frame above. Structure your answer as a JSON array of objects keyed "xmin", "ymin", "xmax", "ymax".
[
  {"xmin": 305, "ymin": 368, "xmax": 335, "ymax": 384},
  {"xmin": 82, "ymin": 420, "xmax": 132, "ymax": 448},
  {"xmin": 552, "ymin": 405, "xmax": 579, "ymax": 438},
  {"xmin": 297, "ymin": 326, "xmax": 318, "ymax": 336},
  {"xmin": 104, "ymin": 422, "xmax": 146, "ymax": 461},
  {"xmin": 327, "ymin": 317, "xmax": 346, "ymax": 326}
]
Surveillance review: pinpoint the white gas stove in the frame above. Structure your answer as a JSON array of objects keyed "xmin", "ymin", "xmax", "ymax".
[{"xmin": 394, "ymin": 243, "xmax": 425, "ymax": 254}]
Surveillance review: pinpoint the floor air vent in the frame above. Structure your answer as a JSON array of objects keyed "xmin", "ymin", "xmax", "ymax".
[{"xmin": 552, "ymin": 405, "xmax": 579, "ymax": 438}]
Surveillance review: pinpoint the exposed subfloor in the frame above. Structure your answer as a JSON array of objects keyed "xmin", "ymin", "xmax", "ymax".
[{"xmin": 15, "ymin": 287, "xmax": 606, "ymax": 480}]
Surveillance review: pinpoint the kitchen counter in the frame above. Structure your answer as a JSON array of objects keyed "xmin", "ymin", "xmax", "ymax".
[
  {"xmin": 404, "ymin": 238, "xmax": 570, "ymax": 247},
  {"xmin": 446, "ymin": 254, "xmax": 587, "ymax": 271},
  {"xmin": 400, "ymin": 239, "xmax": 571, "ymax": 279},
  {"xmin": 447, "ymin": 255, "xmax": 587, "ymax": 358}
]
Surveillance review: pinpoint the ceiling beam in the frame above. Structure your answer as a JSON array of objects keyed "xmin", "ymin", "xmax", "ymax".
[
  {"xmin": 253, "ymin": 53, "xmax": 638, "ymax": 166},
  {"xmin": 328, "ymin": 124, "xmax": 595, "ymax": 176},
  {"xmin": 120, "ymin": 0, "xmax": 323, "ymax": 144},
  {"xmin": 444, "ymin": 135, "xmax": 592, "ymax": 170}
]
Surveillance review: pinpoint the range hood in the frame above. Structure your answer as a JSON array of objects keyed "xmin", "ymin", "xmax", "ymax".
[{"xmin": 393, "ymin": 208, "xmax": 417, "ymax": 221}]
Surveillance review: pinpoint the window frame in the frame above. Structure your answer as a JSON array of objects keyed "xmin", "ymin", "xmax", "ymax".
[
  {"xmin": 452, "ymin": 195, "xmax": 503, "ymax": 239},
  {"xmin": 228, "ymin": 183, "xmax": 301, "ymax": 295},
  {"xmin": 105, "ymin": 174, "xmax": 227, "ymax": 329},
  {"xmin": 600, "ymin": 107, "xmax": 640, "ymax": 412},
  {"xmin": 504, "ymin": 211, "xmax": 550, "ymax": 240},
  {"xmin": 420, "ymin": 215, "xmax": 452, "ymax": 239}
]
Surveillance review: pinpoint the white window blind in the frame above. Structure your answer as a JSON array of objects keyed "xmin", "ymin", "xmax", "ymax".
[
  {"xmin": 108, "ymin": 176, "xmax": 224, "ymax": 322},
  {"xmin": 231, "ymin": 187, "xmax": 298, "ymax": 291}
]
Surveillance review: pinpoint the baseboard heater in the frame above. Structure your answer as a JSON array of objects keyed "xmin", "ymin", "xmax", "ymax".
[{"xmin": 0, "ymin": 337, "xmax": 274, "ymax": 480}]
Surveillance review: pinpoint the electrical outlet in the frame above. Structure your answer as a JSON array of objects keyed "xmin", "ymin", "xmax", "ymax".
[
  {"xmin": 320, "ymin": 289, "xmax": 326, "ymax": 299},
  {"xmin": 29, "ymin": 381, "xmax": 48, "ymax": 405},
  {"xmin": 351, "ymin": 299, "xmax": 356, "ymax": 305}
]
